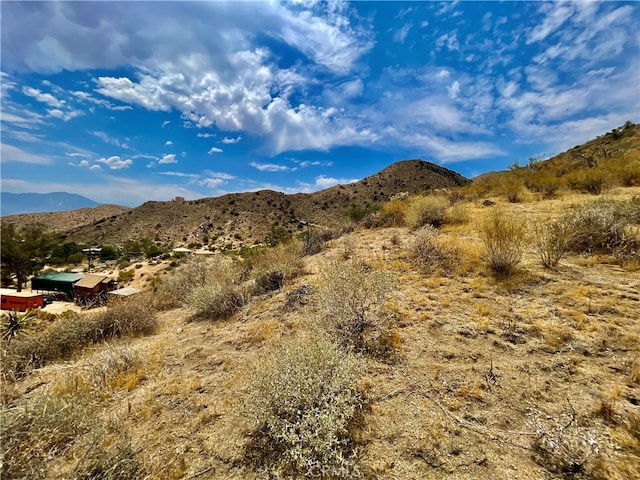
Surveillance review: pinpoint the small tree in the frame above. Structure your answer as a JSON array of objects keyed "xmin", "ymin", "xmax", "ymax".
[{"xmin": 1, "ymin": 224, "xmax": 56, "ymax": 291}]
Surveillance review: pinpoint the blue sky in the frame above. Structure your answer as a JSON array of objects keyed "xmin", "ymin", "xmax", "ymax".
[{"xmin": 1, "ymin": 1, "xmax": 638, "ymax": 207}]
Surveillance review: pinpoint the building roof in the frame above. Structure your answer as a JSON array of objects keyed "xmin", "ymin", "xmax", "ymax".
[
  {"xmin": 33, "ymin": 272, "xmax": 85, "ymax": 283},
  {"xmin": 172, "ymin": 247, "xmax": 192, "ymax": 253},
  {"xmin": 74, "ymin": 274, "xmax": 109, "ymax": 289},
  {"xmin": 0, "ymin": 288, "xmax": 43, "ymax": 298},
  {"xmin": 108, "ymin": 287, "xmax": 141, "ymax": 296}
]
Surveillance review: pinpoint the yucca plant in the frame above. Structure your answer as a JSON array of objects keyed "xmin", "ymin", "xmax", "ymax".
[{"xmin": 1, "ymin": 310, "xmax": 37, "ymax": 342}]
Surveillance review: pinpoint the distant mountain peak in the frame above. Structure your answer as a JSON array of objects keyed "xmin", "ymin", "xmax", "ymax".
[{"xmin": 1, "ymin": 192, "xmax": 101, "ymax": 216}]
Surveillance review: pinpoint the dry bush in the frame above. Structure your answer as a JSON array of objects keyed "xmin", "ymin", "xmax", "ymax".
[
  {"xmin": 562, "ymin": 198, "xmax": 640, "ymax": 258},
  {"xmin": 364, "ymin": 199, "xmax": 408, "ymax": 228},
  {"xmin": 566, "ymin": 169, "xmax": 610, "ymax": 194},
  {"xmin": 531, "ymin": 217, "xmax": 572, "ymax": 267},
  {"xmin": 412, "ymin": 226, "xmax": 460, "ymax": 273},
  {"xmin": 153, "ymin": 255, "xmax": 223, "ymax": 310},
  {"xmin": 243, "ymin": 240, "xmax": 305, "ymax": 294},
  {"xmin": 245, "ymin": 336, "xmax": 365, "ymax": 478},
  {"xmin": 1, "ymin": 393, "xmax": 92, "ymax": 479},
  {"xmin": 405, "ymin": 195, "xmax": 449, "ymax": 229},
  {"xmin": 530, "ymin": 405, "xmax": 602, "ymax": 478},
  {"xmin": 315, "ymin": 260, "xmax": 397, "ymax": 358},
  {"xmin": 302, "ymin": 224, "xmax": 355, "ymax": 256},
  {"xmin": 2, "ymin": 296, "xmax": 157, "ymax": 379},
  {"xmin": 444, "ymin": 202, "xmax": 470, "ymax": 225},
  {"xmin": 184, "ymin": 259, "xmax": 248, "ymax": 321},
  {"xmin": 480, "ymin": 209, "xmax": 528, "ymax": 276}
]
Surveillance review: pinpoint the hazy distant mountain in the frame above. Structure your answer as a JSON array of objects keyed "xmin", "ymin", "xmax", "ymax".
[{"xmin": 1, "ymin": 192, "xmax": 101, "ymax": 216}]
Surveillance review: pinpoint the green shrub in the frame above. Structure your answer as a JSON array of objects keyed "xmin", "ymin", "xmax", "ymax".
[
  {"xmin": 480, "ymin": 210, "xmax": 528, "ymax": 276},
  {"xmin": 246, "ymin": 336, "xmax": 365, "ymax": 478},
  {"xmin": 405, "ymin": 195, "xmax": 449, "ymax": 228},
  {"xmin": 186, "ymin": 282, "xmax": 249, "ymax": 321},
  {"xmin": 315, "ymin": 260, "xmax": 397, "ymax": 357},
  {"xmin": 243, "ymin": 241, "xmax": 305, "ymax": 294},
  {"xmin": 117, "ymin": 269, "xmax": 135, "ymax": 283}
]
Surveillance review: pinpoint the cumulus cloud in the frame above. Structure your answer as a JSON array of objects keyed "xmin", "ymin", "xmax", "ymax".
[
  {"xmin": 97, "ymin": 155, "xmax": 132, "ymax": 169},
  {"xmin": 165, "ymin": 140, "xmax": 173, "ymax": 146},
  {"xmin": 315, "ymin": 175, "xmax": 358, "ymax": 189},
  {"xmin": 197, "ymin": 133, "xmax": 215, "ymax": 138},
  {"xmin": 208, "ymin": 146, "xmax": 223, "ymax": 154},
  {"xmin": 221, "ymin": 136, "xmax": 242, "ymax": 144},
  {"xmin": 159, "ymin": 153, "xmax": 177, "ymax": 164}
]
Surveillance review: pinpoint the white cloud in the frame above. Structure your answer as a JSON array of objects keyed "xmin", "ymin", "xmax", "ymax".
[
  {"xmin": 0, "ymin": 143, "xmax": 51, "ymax": 164},
  {"xmin": 527, "ymin": 3, "xmax": 574, "ymax": 44},
  {"xmin": 208, "ymin": 146, "xmax": 223, "ymax": 154},
  {"xmin": 89, "ymin": 130, "xmax": 130, "ymax": 149},
  {"xmin": 47, "ymin": 108, "xmax": 84, "ymax": 121},
  {"xmin": 197, "ymin": 133, "xmax": 215, "ymax": 138},
  {"xmin": 394, "ymin": 23, "xmax": 412, "ymax": 43},
  {"xmin": 97, "ymin": 155, "xmax": 133, "ymax": 170},
  {"xmin": 90, "ymin": 165, "xmax": 102, "ymax": 171},
  {"xmin": 162, "ymin": 120, "xmax": 171, "ymax": 128},
  {"xmin": 221, "ymin": 136, "xmax": 242, "ymax": 144},
  {"xmin": 22, "ymin": 86, "xmax": 65, "ymax": 107},
  {"xmin": 159, "ymin": 153, "xmax": 177, "ymax": 164},
  {"xmin": 250, "ymin": 162, "xmax": 292, "ymax": 172},
  {"xmin": 315, "ymin": 175, "xmax": 358, "ymax": 189},
  {"xmin": 68, "ymin": 159, "xmax": 90, "ymax": 167},
  {"xmin": 165, "ymin": 140, "xmax": 173, "ymax": 146}
]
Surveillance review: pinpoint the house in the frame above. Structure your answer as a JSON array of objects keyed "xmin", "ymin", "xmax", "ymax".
[
  {"xmin": 73, "ymin": 274, "xmax": 111, "ymax": 301},
  {"xmin": 31, "ymin": 272, "xmax": 85, "ymax": 298},
  {"xmin": 0, "ymin": 289, "xmax": 44, "ymax": 311}
]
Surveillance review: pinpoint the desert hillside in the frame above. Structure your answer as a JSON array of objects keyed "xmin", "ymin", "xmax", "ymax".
[{"xmin": 3, "ymin": 159, "xmax": 469, "ymax": 249}]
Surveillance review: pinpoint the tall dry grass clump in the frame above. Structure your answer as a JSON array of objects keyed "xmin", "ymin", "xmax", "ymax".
[
  {"xmin": 315, "ymin": 260, "xmax": 398, "ymax": 357},
  {"xmin": 1, "ymin": 393, "xmax": 92, "ymax": 479},
  {"xmin": 480, "ymin": 209, "xmax": 528, "ymax": 276},
  {"xmin": 2, "ymin": 296, "xmax": 157, "ymax": 379},
  {"xmin": 531, "ymin": 217, "xmax": 572, "ymax": 267},
  {"xmin": 184, "ymin": 257, "xmax": 248, "ymax": 321},
  {"xmin": 245, "ymin": 336, "xmax": 365, "ymax": 478},
  {"xmin": 561, "ymin": 198, "xmax": 640, "ymax": 260},
  {"xmin": 405, "ymin": 195, "xmax": 449, "ymax": 229},
  {"xmin": 153, "ymin": 255, "xmax": 218, "ymax": 310},
  {"xmin": 412, "ymin": 225, "xmax": 460, "ymax": 273},
  {"xmin": 242, "ymin": 240, "xmax": 305, "ymax": 294}
]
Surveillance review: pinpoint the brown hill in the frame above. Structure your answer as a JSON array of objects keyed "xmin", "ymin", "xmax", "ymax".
[
  {"xmin": 59, "ymin": 160, "xmax": 470, "ymax": 248},
  {"xmin": 1, "ymin": 204, "xmax": 130, "ymax": 235}
]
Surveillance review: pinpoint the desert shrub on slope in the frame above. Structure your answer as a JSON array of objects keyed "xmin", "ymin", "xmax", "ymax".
[
  {"xmin": 315, "ymin": 260, "xmax": 398, "ymax": 358},
  {"xmin": 245, "ymin": 336, "xmax": 365, "ymax": 478},
  {"xmin": 480, "ymin": 209, "xmax": 528, "ymax": 277}
]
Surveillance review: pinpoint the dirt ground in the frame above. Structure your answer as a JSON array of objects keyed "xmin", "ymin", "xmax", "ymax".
[{"xmin": 4, "ymin": 188, "xmax": 639, "ymax": 480}]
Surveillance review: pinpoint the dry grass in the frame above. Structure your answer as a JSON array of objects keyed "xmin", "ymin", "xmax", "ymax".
[
  {"xmin": 480, "ymin": 209, "xmax": 529, "ymax": 276},
  {"xmin": 2, "ymin": 183, "xmax": 639, "ymax": 480}
]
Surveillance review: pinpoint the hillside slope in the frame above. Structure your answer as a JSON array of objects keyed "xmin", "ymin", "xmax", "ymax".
[{"xmin": 61, "ymin": 159, "xmax": 470, "ymax": 247}]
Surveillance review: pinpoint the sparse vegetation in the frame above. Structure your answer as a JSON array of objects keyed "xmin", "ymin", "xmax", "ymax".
[
  {"xmin": 480, "ymin": 209, "xmax": 528, "ymax": 276},
  {"xmin": 405, "ymin": 195, "xmax": 449, "ymax": 229},
  {"xmin": 246, "ymin": 336, "xmax": 365, "ymax": 478},
  {"xmin": 412, "ymin": 225, "xmax": 460, "ymax": 273},
  {"xmin": 315, "ymin": 260, "xmax": 398, "ymax": 357},
  {"xmin": 531, "ymin": 216, "xmax": 572, "ymax": 267}
]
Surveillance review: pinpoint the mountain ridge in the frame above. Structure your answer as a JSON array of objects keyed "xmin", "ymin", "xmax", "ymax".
[{"xmin": 0, "ymin": 192, "xmax": 102, "ymax": 216}]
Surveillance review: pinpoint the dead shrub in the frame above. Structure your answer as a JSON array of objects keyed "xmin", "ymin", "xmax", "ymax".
[
  {"xmin": 302, "ymin": 224, "xmax": 354, "ymax": 256},
  {"xmin": 315, "ymin": 260, "xmax": 397, "ymax": 358},
  {"xmin": 480, "ymin": 209, "xmax": 528, "ymax": 276},
  {"xmin": 245, "ymin": 336, "xmax": 365, "ymax": 478},
  {"xmin": 365, "ymin": 199, "xmax": 408, "ymax": 228},
  {"xmin": 186, "ymin": 283, "xmax": 249, "ymax": 322},
  {"xmin": 444, "ymin": 202, "xmax": 470, "ymax": 225},
  {"xmin": 531, "ymin": 217, "xmax": 572, "ymax": 267},
  {"xmin": 405, "ymin": 195, "xmax": 449, "ymax": 229},
  {"xmin": 412, "ymin": 226, "xmax": 459, "ymax": 273},
  {"xmin": 530, "ymin": 405, "xmax": 602, "ymax": 478},
  {"xmin": 562, "ymin": 198, "xmax": 640, "ymax": 258}
]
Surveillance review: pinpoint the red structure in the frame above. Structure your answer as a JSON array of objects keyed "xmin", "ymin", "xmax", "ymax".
[{"xmin": 0, "ymin": 289, "xmax": 44, "ymax": 311}]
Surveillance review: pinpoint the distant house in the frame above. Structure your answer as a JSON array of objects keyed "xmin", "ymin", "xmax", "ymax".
[
  {"xmin": 73, "ymin": 274, "xmax": 113, "ymax": 301},
  {"xmin": 31, "ymin": 272, "xmax": 85, "ymax": 298},
  {"xmin": 172, "ymin": 247, "xmax": 192, "ymax": 256},
  {"xmin": 1, "ymin": 289, "xmax": 44, "ymax": 311}
]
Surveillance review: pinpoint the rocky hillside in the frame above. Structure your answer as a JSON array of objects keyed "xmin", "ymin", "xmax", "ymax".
[{"xmin": 58, "ymin": 159, "xmax": 470, "ymax": 247}]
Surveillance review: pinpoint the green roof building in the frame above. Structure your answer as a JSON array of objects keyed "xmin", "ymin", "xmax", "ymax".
[{"xmin": 31, "ymin": 272, "xmax": 85, "ymax": 297}]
